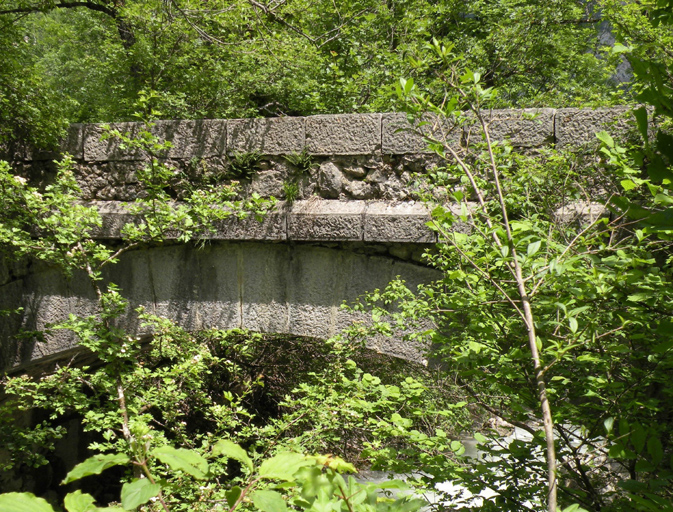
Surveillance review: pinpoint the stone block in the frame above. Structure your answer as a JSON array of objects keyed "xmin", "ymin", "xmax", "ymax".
[
  {"xmin": 364, "ymin": 202, "xmax": 436, "ymax": 243},
  {"xmin": 84, "ymin": 122, "xmax": 144, "ymax": 162},
  {"xmin": 147, "ymin": 244, "xmax": 241, "ymax": 331},
  {"xmin": 555, "ymin": 107, "xmax": 633, "ymax": 148},
  {"xmin": 464, "ymin": 108, "xmax": 555, "ymax": 148},
  {"xmin": 240, "ymin": 244, "xmax": 291, "ymax": 334},
  {"xmin": 152, "ymin": 119, "xmax": 226, "ymax": 159},
  {"xmin": 553, "ymin": 202, "xmax": 607, "ymax": 225},
  {"xmin": 227, "ymin": 117, "xmax": 304, "ymax": 155},
  {"xmin": 91, "ymin": 201, "xmax": 138, "ymax": 238},
  {"xmin": 382, "ymin": 113, "xmax": 461, "ymax": 154},
  {"xmin": 92, "ymin": 201, "xmax": 287, "ymax": 241},
  {"xmin": 250, "ymin": 170, "xmax": 285, "ymax": 197},
  {"xmin": 318, "ymin": 161, "xmax": 343, "ymax": 198},
  {"xmin": 306, "ymin": 114, "xmax": 381, "ymax": 155},
  {"xmin": 288, "ymin": 200, "xmax": 365, "ymax": 241},
  {"xmin": 285, "ymin": 246, "xmax": 343, "ymax": 339},
  {"xmin": 210, "ymin": 208, "xmax": 287, "ymax": 241},
  {"xmin": 85, "ymin": 120, "xmax": 227, "ymax": 162}
]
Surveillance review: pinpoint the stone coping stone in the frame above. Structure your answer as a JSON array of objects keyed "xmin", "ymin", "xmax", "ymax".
[
  {"xmin": 88, "ymin": 200, "xmax": 453, "ymax": 243},
  {"xmin": 306, "ymin": 114, "xmax": 381, "ymax": 155},
  {"xmin": 83, "ymin": 120, "xmax": 226, "ymax": 162},
  {"xmin": 153, "ymin": 120, "xmax": 226, "ymax": 159},
  {"xmin": 211, "ymin": 210, "xmax": 287, "ymax": 240},
  {"xmin": 227, "ymin": 117, "xmax": 304, "ymax": 155},
  {"xmin": 90, "ymin": 201, "xmax": 286, "ymax": 241},
  {"xmin": 553, "ymin": 202, "xmax": 607, "ymax": 224},
  {"xmin": 382, "ymin": 113, "xmax": 462, "ymax": 154},
  {"xmin": 555, "ymin": 107, "xmax": 633, "ymax": 148},
  {"xmin": 6, "ymin": 106, "xmax": 636, "ymax": 164},
  {"xmin": 464, "ymin": 108, "xmax": 555, "ymax": 148},
  {"xmin": 288, "ymin": 200, "xmax": 366, "ymax": 241},
  {"xmin": 91, "ymin": 201, "xmax": 138, "ymax": 238},
  {"xmin": 84, "ymin": 122, "xmax": 146, "ymax": 162},
  {"xmin": 364, "ymin": 202, "xmax": 436, "ymax": 243}
]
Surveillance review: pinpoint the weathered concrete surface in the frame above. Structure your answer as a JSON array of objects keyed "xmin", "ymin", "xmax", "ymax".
[{"xmin": 1, "ymin": 243, "xmax": 439, "ymax": 370}]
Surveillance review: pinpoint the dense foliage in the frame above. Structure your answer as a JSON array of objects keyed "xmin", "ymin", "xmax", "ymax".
[{"xmin": 1, "ymin": 0, "xmax": 626, "ymax": 148}]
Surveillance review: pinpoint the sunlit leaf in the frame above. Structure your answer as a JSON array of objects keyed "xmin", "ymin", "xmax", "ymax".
[
  {"xmin": 152, "ymin": 446, "xmax": 209, "ymax": 480},
  {"xmin": 62, "ymin": 453, "xmax": 130, "ymax": 485},
  {"xmin": 120, "ymin": 479, "xmax": 161, "ymax": 511},
  {"xmin": 0, "ymin": 493, "xmax": 56, "ymax": 512}
]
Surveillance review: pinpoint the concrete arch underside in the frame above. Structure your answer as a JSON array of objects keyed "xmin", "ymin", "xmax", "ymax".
[{"xmin": 1, "ymin": 242, "xmax": 439, "ymax": 371}]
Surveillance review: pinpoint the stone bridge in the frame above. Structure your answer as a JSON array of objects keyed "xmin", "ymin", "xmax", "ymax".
[{"xmin": 0, "ymin": 107, "xmax": 634, "ymax": 371}]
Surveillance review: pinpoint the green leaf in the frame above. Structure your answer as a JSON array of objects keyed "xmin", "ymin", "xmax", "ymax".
[
  {"xmin": 0, "ymin": 493, "xmax": 56, "ymax": 512},
  {"xmin": 252, "ymin": 490, "xmax": 288, "ymax": 512},
  {"xmin": 391, "ymin": 498, "xmax": 427, "ymax": 512},
  {"xmin": 450, "ymin": 440, "xmax": 463, "ymax": 453},
  {"xmin": 225, "ymin": 486, "xmax": 242, "ymax": 509},
  {"xmin": 152, "ymin": 446, "xmax": 209, "ymax": 480},
  {"xmin": 64, "ymin": 491, "xmax": 97, "ymax": 512},
  {"xmin": 647, "ymin": 437, "xmax": 664, "ymax": 466},
  {"xmin": 212, "ymin": 440, "xmax": 253, "ymax": 472},
  {"xmin": 634, "ymin": 106, "xmax": 649, "ymax": 144},
  {"xmin": 375, "ymin": 480, "xmax": 410, "ymax": 491},
  {"xmin": 561, "ymin": 505, "xmax": 590, "ymax": 512},
  {"xmin": 631, "ymin": 424, "xmax": 647, "ymax": 454},
  {"xmin": 120, "ymin": 479, "xmax": 161, "ymax": 511},
  {"xmin": 596, "ymin": 130, "xmax": 615, "ymax": 148},
  {"xmin": 604, "ymin": 417, "xmax": 615, "ymax": 434},
  {"xmin": 259, "ymin": 453, "xmax": 312, "ymax": 481},
  {"xmin": 621, "ymin": 179, "xmax": 639, "ymax": 191},
  {"xmin": 308, "ymin": 455, "xmax": 356, "ymax": 473},
  {"xmin": 473, "ymin": 432, "xmax": 488, "ymax": 443},
  {"xmin": 527, "ymin": 240, "xmax": 541, "ymax": 257},
  {"xmin": 62, "ymin": 453, "xmax": 130, "ymax": 484},
  {"xmin": 569, "ymin": 317, "xmax": 578, "ymax": 334},
  {"xmin": 612, "ymin": 43, "xmax": 632, "ymax": 54}
]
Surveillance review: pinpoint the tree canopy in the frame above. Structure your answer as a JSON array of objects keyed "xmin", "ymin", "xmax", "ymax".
[{"xmin": 1, "ymin": 0, "xmax": 626, "ymax": 147}]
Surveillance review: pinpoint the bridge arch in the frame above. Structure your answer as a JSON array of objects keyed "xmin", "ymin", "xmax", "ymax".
[{"xmin": 1, "ymin": 242, "xmax": 439, "ymax": 370}]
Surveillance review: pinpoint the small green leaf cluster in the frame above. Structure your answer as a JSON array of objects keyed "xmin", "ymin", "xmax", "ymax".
[{"xmin": 227, "ymin": 151, "xmax": 263, "ymax": 182}]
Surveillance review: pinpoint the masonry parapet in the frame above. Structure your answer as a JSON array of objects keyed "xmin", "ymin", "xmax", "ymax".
[{"xmin": 1, "ymin": 107, "xmax": 643, "ymax": 204}]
